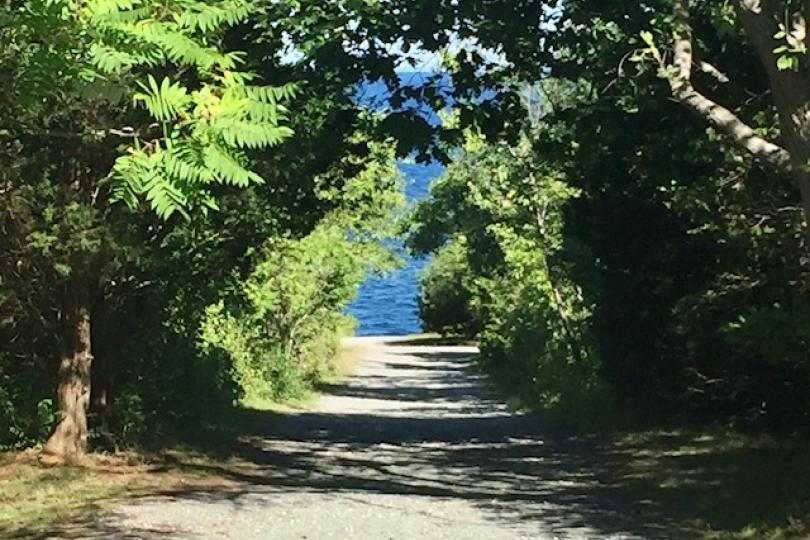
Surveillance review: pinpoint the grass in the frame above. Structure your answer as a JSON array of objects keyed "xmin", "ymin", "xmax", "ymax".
[
  {"xmin": 322, "ymin": 339, "xmax": 367, "ymax": 384},
  {"xmin": 0, "ymin": 453, "xmax": 131, "ymax": 532},
  {"xmin": 476, "ymin": 356, "xmax": 810, "ymax": 539},
  {"xmin": 0, "ymin": 449, "xmax": 246, "ymax": 538},
  {"xmin": 241, "ymin": 339, "xmax": 368, "ymax": 412},
  {"xmin": 605, "ymin": 430, "xmax": 810, "ymax": 539},
  {"xmin": 385, "ymin": 333, "xmax": 479, "ymax": 347},
  {"xmin": 0, "ymin": 340, "xmax": 369, "ymax": 537}
]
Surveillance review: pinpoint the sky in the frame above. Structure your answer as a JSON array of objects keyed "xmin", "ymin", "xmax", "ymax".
[{"xmin": 280, "ymin": 32, "xmax": 507, "ymax": 74}]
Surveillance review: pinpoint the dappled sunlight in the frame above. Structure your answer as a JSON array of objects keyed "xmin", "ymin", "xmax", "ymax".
[
  {"xmin": 61, "ymin": 343, "xmax": 682, "ymax": 539},
  {"xmin": 8, "ymin": 342, "xmax": 809, "ymax": 539}
]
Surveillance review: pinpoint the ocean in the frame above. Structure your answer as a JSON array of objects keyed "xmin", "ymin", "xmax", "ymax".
[
  {"xmin": 345, "ymin": 73, "xmax": 448, "ymax": 336},
  {"xmin": 346, "ymin": 160, "xmax": 444, "ymax": 336}
]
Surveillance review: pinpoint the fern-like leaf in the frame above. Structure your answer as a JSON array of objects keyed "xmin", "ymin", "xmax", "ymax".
[
  {"xmin": 203, "ymin": 144, "xmax": 263, "ymax": 187},
  {"xmin": 133, "ymin": 75, "xmax": 190, "ymax": 122}
]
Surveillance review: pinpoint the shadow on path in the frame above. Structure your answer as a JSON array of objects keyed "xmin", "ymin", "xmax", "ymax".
[{"xmin": 11, "ymin": 339, "xmax": 806, "ymax": 539}]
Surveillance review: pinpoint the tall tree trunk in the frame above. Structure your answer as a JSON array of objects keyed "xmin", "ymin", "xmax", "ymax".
[
  {"xmin": 733, "ymin": 1, "xmax": 810, "ymax": 240},
  {"xmin": 669, "ymin": 1, "xmax": 810, "ymax": 241},
  {"xmin": 43, "ymin": 279, "xmax": 93, "ymax": 460},
  {"xmin": 796, "ymin": 170, "xmax": 810, "ymax": 237},
  {"xmin": 770, "ymin": 84, "xmax": 810, "ymax": 238}
]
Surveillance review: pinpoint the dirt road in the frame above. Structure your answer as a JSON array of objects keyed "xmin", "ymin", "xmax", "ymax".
[{"xmin": 103, "ymin": 337, "xmax": 672, "ymax": 539}]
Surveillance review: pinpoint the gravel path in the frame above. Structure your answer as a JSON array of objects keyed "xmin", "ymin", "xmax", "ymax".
[{"xmin": 100, "ymin": 337, "xmax": 674, "ymax": 539}]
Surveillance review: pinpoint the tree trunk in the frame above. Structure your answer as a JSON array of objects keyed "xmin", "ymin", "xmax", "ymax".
[
  {"xmin": 90, "ymin": 298, "xmax": 115, "ymax": 446},
  {"xmin": 43, "ymin": 280, "xmax": 93, "ymax": 460},
  {"xmin": 770, "ymin": 84, "xmax": 810, "ymax": 239},
  {"xmin": 669, "ymin": 1, "xmax": 810, "ymax": 241},
  {"xmin": 770, "ymin": 91, "xmax": 810, "ymax": 243},
  {"xmin": 733, "ymin": 1, "xmax": 810, "ymax": 240},
  {"xmin": 796, "ymin": 170, "xmax": 810, "ymax": 238}
]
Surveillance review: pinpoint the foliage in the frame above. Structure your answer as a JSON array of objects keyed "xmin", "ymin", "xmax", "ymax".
[
  {"xmin": 394, "ymin": 1, "xmax": 810, "ymax": 432},
  {"xmin": 6, "ymin": 0, "xmax": 295, "ymax": 218},
  {"xmin": 409, "ymin": 134, "xmax": 607, "ymax": 418},
  {"xmin": 418, "ymin": 240, "xmax": 480, "ymax": 337},
  {"xmin": 201, "ymin": 227, "xmax": 362, "ymax": 402},
  {"xmin": 2, "ymin": 1, "xmax": 810, "ymax": 536},
  {"xmin": 4, "ymin": 0, "xmax": 809, "ymax": 460},
  {"xmin": 0, "ymin": 0, "xmax": 410, "ymax": 451},
  {"xmin": 201, "ymin": 141, "xmax": 404, "ymax": 403}
]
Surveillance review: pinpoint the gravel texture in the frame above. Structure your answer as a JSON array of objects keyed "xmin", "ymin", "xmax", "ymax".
[{"xmin": 94, "ymin": 337, "xmax": 674, "ymax": 539}]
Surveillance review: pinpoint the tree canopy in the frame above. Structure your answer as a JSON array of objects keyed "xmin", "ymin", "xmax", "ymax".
[{"xmin": 2, "ymin": 0, "xmax": 810, "ymax": 465}]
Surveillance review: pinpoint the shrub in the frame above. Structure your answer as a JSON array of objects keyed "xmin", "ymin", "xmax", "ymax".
[
  {"xmin": 408, "ymin": 135, "xmax": 608, "ymax": 422},
  {"xmin": 419, "ymin": 240, "xmax": 481, "ymax": 337},
  {"xmin": 201, "ymin": 225, "xmax": 369, "ymax": 403}
]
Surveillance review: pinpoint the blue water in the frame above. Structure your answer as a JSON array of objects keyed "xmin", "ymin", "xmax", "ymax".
[
  {"xmin": 345, "ymin": 73, "xmax": 450, "ymax": 335},
  {"xmin": 346, "ymin": 161, "xmax": 444, "ymax": 336}
]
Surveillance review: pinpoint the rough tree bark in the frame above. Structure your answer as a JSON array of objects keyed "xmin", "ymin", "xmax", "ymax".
[
  {"xmin": 43, "ymin": 278, "xmax": 93, "ymax": 460},
  {"xmin": 733, "ymin": 0, "xmax": 810, "ymax": 231},
  {"xmin": 666, "ymin": 0, "xmax": 810, "ymax": 239}
]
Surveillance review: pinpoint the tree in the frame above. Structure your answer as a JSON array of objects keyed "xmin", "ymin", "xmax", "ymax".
[
  {"xmin": 407, "ymin": 132, "xmax": 604, "ymax": 417},
  {"xmin": 304, "ymin": 0, "xmax": 810, "ymax": 239},
  {"xmin": 1, "ymin": 0, "xmax": 293, "ymax": 459},
  {"xmin": 397, "ymin": 2, "xmax": 810, "ymax": 428},
  {"xmin": 641, "ymin": 0, "xmax": 810, "ymax": 239}
]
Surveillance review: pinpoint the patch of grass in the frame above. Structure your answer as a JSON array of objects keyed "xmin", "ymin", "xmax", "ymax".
[
  {"xmin": 385, "ymin": 333, "xmax": 479, "ymax": 347},
  {"xmin": 241, "ymin": 392, "xmax": 319, "ymax": 412},
  {"xmin": 241, "ymin": 340, "xmax": 368, "ymax": 413},
  {"xmin": 329, "ymin": 341, "xmax": 368, "ymax": 382},
  {"xmin": 477, "ymin": 359, "xmax": 810, "ymax": 539},
  {"xmin": 605, "ymin": 431, "xmax": 810, "ymax": 539},
  {"xmin": 0, "ymin": 449, "xmax": 243, "ymax": 537},
  {"xmin": 0, "ymin": 455, "xmax": 129, "ymax": 533}
]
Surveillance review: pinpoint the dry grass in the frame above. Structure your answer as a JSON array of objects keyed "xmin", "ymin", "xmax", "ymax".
[
  {"xmin": 0, "ymin": 448, "xmax": 246, "ymax": 537},
  {"xmin": 331, "ymin": 341, "xmax": 368, "ymax": 381}
]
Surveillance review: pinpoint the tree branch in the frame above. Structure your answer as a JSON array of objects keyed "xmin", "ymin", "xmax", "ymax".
[
  {"xmin": 698, "ymin": 60, "xmax": 730, "ymax": 83},
  {"xmin": 0, "ymin": 125, "xmax": 157, "ymax": 141},
  {"xmin": 668, "ymin": 0, "xmax": 792, "ymax": 172}
]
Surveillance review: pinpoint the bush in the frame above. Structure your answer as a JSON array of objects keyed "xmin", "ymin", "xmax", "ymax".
[
  {"xmin": 408, "ymin": 135, "xmax": 608, "ymax": 423},
  {"xmin": 0, "ymin": 356, "xmax": 56, "ymax": 450},
  {"xmin": 419, "ymin": 240, "xmax": 481, "ymax": 337},
  {"xmin": 0, "ymin": 121, "xmax": 403, "ymax": 450},
  {"xmin": 201, "ymin": 225, "xmax": 368, "ymax": 403}
]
